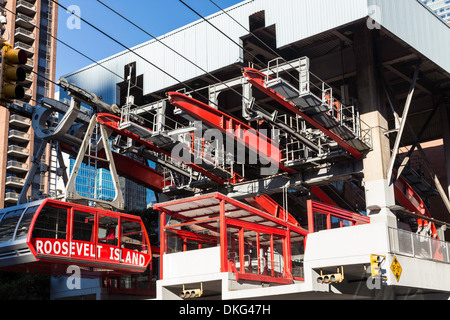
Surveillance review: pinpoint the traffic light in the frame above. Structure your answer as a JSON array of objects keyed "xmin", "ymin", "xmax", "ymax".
[
  {"xmin": 180, "ymin": 283, "xmax": 203, "ymax": 299},
  {"xmin": 1, "ymin": 43, "xmax": 27, "ymax": 102},
  {"xmin": 317, "ymin": 267, "xmax": 344, "ymax": 284},
  {"xmin": 370, "ymin": 254, "xmax": 385, "ymax": 277}
]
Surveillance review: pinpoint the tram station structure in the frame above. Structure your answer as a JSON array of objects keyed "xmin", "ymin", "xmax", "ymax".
[{"xmin": 1, "ymin": 0, "xmax": 450, "ymax": 300}]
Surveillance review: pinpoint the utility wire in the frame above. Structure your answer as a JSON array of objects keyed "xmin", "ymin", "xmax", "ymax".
[
  {"xmin": 95, "ymin": 0, "xmax": 256, "ymax": 107},
  {"xmin": 92, "ymin": 0, "xmax": 314, "ymax": 152},
  {"xmin": 95, "ymin": 0, "xmax": 293, "ymax": 127},
  {"xmin": 51, "ymin": 0, "xmax": 218, "ymax": 108},
  {"xmin": 208, "ymin": 0, "xmax": 301, "ymax": 84},
  {"xmin": 178, "ymin": 0, "xmax": 268, "ymax": 69},
  {"xmin": 59, "ymin": 0, "xmax": 265, "ymax": 123},
  {"xmin": 2, "ymin": 5, "xmax": 145, "ymax": 95}
]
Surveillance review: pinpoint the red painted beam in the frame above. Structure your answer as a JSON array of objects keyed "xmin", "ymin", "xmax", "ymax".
[
  {"xmin": 98, "ymin": 113, "xmax": 304, "ymax": 230},
  {"xmin": 246, "ymin": 195, "xmax": 305, "ymax": 230},
  {"xmin": 167, "ymin": 92, "xmax": 295, "ymax": 174},
  {"xmin": 310, "ymin": 186, "xmax": 338, "ymax": 206},
  {"xmin": 243, "ymin": 68, "xmax": 364, "ymax": 160},
  {"xmin": 394, "ymin": 176, "xmax": 438, "ymax": 237},
  {"xmin": 97, "ymin": 113, "xmax": 229, "ymax": 185},
  {"xmin": 98, "ymin": 149, "xmax": 165, "ymax": 193},
  {"xmin": 59, "ymin": 142, "xmax": 165, "ymax": 193}
]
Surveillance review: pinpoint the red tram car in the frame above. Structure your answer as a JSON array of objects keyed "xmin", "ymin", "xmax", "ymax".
[{"xmin": 0, "ymin": 199, "xmax": 151, "ymax": 276}]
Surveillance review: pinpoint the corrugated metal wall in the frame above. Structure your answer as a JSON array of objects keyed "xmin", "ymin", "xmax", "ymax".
[
  {"xmin": 264, "ymin": 0, "xmax": 367, "ymax": 48},
  {"xmin": 62, "ymin": 0, "xmax": 450, "ymax": 105},
  {"xmin": 63, "ymin": 0, "xmax": 257, "ymax": 103},
  {"xmin": 369, "ymin": 0, "xmax": 450, "ymax": 76}
]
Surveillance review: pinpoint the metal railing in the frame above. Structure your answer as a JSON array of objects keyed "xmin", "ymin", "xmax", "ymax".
[
  {"xmin": 6, "ymin": 160, "xmax": 28, "ymax": 170},
  {"xmin": 16, "ymin": 0, "xmax": 36, "ymax": 11},
  {"xmin": 15, "ymin": 41, "xmax": 34, "ymax": 53},
  {"xmin": 5, "ymin": 192, "xmax": 20, "ymax": 200},
  {"xmin": 10, "ymin": 114, "xmax": 31, "ymax": 124},
  {"xmin": 15, "ymin": 12, "xmax": 35, "ymax": 26},
  {"xmin": 7, "ymin": 145, "xmax": 29, "ymax": 154},
  {"xmin": 263, "ymin": 57, "xmax": 373, "ymax": 150},
  {"xmin": 15, "ymin": 27, "xmax": 35, "ymax": 39},
  {"xmin": 388, "ymin": 227, "xmax": 450, "ymax": 264},
  {"xmin": 5, "ymin": 176, "xmax": 25, "ymax": 185}
]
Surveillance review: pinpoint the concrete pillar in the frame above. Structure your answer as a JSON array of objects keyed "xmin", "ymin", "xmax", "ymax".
[
  {"xmin": 354, "ymin": 26, "xmax": 396, "ymax": 227},
  {"xmin": 441, "ymin": 104, "xmax": 450, "ymax": 198}
]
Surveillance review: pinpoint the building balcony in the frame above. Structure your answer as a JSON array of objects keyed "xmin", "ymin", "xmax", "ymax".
[
  {"xmin": 25, "ymin": 58, "xmax": 34, "ymax": 69},
  {"xmin": 15, "ymin": 12, "xmax": 36, "ymax": 29},
  {"xmin": 5, "ymin": 176, "xmax": 26, "ymax": 189},
  {"xmin": 14, "ymin": 27, "xmax": 35, "ymax": 43},
  {"xmin": 6, "ymin": 160, "xmax": 29, "ymax": 173},
  {"xmin": 16, "ymin": 0, "xmax": 37, "ymax": 16},
  {"xmin": 8, "ymin": 130, "xmax": 30, "ymax": 143},
  {"xmin": 23, "ymin": 89, "xmax": 32, "ymax": 101},
  {"xmin": 7, "ymin": 145, "xmax": 29, "ymax": 158},
  {"xmin": 14, "ymin": 41, "xmax": 34, "ymax": 57},
  {"xmin": 4, "ymin": 192, "xmax": 20, "ymax": 203},
  {"xmin": 9, "ymin": 114, "xmax": 31, "ymax": 128}
]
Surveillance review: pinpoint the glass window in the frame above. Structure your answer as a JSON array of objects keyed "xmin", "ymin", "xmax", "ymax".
[
  {"xmin": 15, "ymin": 205, "xmax": 40, "ymax": 241},
  {"xmin": 0, "ymin": 209, "xmax": 24, "ymax": 244},
  {"xmin": 31, "ymin": 206, "xmax": 68, "ymax": 240},
  {"xmin": 121, "ymin": 219, "xmax": 147, "ymax": 253},
  {"xmin": 227, "ymin": 226, "xmax": 240, "ymax": 267},
  {"xmin": 98, "ymin": 215, "xmax": 118, "ymax": 246},
  {"xmin": 259, "ymin": 233, "xmax": 271, "ymax": 277},
  {"xmin": 73, "ymin": 211, "xmax": 95, "ymax": 242},
  {"xmin": 244, "ymin": 230, "xmax": 259, "ymax": 275},
  {"xmin": 313, "ymin": 212, "xmax": 328, "ymax": 232},
  {"xmin": 271, "ymin": 235, "xmax": 285, "ymax": 278},
  {"xmin": 290, "ymin": 236, "xmax": 304, "ymax": 278},
  {"xmin": 165, "ymin": 229, "xmax": 183, "ymax": 254}
]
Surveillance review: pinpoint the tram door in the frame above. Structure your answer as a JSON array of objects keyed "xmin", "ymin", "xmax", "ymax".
[{"xmin": 71, "ymin": 209, "xmax": 96, "ymax": 262}]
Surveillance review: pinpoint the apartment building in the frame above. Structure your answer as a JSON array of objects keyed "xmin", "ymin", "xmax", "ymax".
[{"xmin": 0, "ymin": 0, "xmax": 58, "ymax": 208}]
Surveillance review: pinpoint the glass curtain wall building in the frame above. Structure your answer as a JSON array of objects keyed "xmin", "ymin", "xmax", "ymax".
[{"xmin": 68, "ymin": 155, "xmax": 150, "ymax": 211}]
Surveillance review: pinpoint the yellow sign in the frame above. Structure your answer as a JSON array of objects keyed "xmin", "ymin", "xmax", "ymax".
[{"xmin": 390, "ymin": 256, "xmax": 402, "ymax": 282}]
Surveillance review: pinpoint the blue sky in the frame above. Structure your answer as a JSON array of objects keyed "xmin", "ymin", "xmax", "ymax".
[{"xmin": 55, "ymin": 0, "xmax": 244, "ymax": 81}]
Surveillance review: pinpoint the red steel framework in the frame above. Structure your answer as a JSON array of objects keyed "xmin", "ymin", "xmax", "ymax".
[
  {"xmin": 394, "ymin": 176, "xmax": 438, "ymax": 237},
  {"xmin": 155, "ymin": 193, "xmax": 308, "ymax": 284},
  {"xmin": 154, "ymin": 193, "xmax": 370, "ymax": 285},
  {"xmin": 98, "ymin": 96, "xmax": 434, "ymax": 236},
  {"xmin": 97, "ymin": 113, "xmax": 230, "ymax": 185},
  {"xmin": 97, "ymin": 111, "xmax": 302, "ymax": 228},
  {"xmin": 59, "ymin": 141, "xmax": 165, "ymax": 193},
  {"xmin": 307, "ymin": 200, "xmax": 370, "ymax": 233},
  {"xmin": 166, "ymin": 92, "xmax": 304, "ymax": 227},
  {"xmin": 167, "ymin": 92, "xmax": 295, "ymax": 174},
  {"xmin": 243, "ymin": 67, "xmax": 365, "ymax": 160}
]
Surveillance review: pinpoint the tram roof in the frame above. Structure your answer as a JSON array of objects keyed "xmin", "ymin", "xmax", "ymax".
[{"xmin": 154, "ymin": 192, "xmax": 306, "ymax": 235}]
